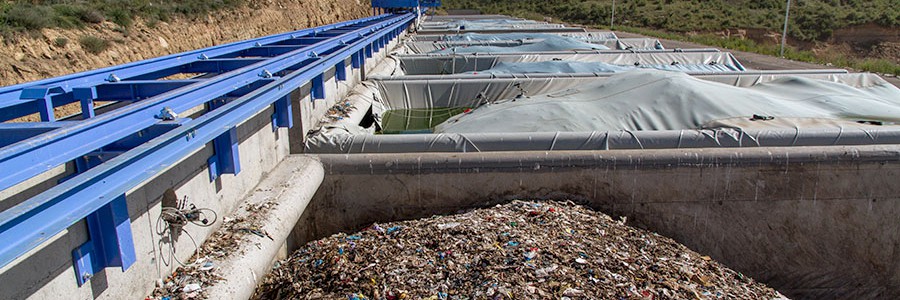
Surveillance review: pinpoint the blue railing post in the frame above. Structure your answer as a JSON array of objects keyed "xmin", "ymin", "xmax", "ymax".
[{"xmin": 207, "ymin": 127, "xmax": 241, "ymax": 181}]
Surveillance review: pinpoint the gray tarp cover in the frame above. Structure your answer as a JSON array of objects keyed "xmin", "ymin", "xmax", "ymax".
[
  {"xmin": 412, "ymin": 32, "xmax": 619, "ymax": 41},
  {"xmin": 420, "ymin": 20, "xmax": 565, "ymax": 30},
  {"xmin": 466, "ymin": 61, "xmax": 741, "ymax": 74},
  {"xmin": 409, "ymin": 33, "xmax": 656, "ymax": 52},
  {"xmin": 395, "ymin": 51, "xmax": 744, "ymax": 75},
  {"xmin": 429, "ymin": 35, "xmax": 611, "ymax": 53},
  {"xmin": 434, "ymin": 70, "xmax": 900, "ymax": 133}
]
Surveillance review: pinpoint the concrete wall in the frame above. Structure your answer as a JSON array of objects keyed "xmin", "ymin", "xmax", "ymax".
[
  {"xmin": 290, "ymin": 29, "xmax": 408, "ymax": 152},
  {"xmin": 0, "ymin": 24, "xmax": 409, "ymax": 300},
  {"xmin": 298, "ymin": 145, "xmax": 900, "ymax": 299}
]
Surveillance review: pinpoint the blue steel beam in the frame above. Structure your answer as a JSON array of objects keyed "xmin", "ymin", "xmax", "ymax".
[
  {"xmin": 0, "ymin": 12, "xmax": 417, "ymax": 270},
  {"xmin": 0, "ymin": 14, "xmax": 409, "ymax": 193},
  {"xmin": 0, "ymin": 122, "xmax": 74, "ymax": 148},
  {"xmin": 179, "ymin": 58, "xmax": 267, "ymax": 74},
  {"xmin": 275, "ymin": 37, "xmax": 330, "ymax": 46},
  {"xmin": 0, "ymin": 15, "xmax": 389, "ymax": 121},
  {"xmin": 85, "ymin": 80, "xmax": 204, "ymax": 101}
]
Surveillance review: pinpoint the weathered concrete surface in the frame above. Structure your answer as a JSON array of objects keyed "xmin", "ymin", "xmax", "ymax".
[
  {"xmin": 299, "ymin": 146, "xmax": 900, "ymax": 299},
  {"xmin": 205, "ymin": 155, "xmax": 324, "ymax": 300}
]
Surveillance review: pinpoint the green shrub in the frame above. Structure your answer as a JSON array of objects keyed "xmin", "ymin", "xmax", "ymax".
[
  {"xmin": 80, "ymin": 10, "xmax": 106, "ymax": 24},
  {"xmin": 78, "ymin": 35, "xmax": 110, "ymax": 54},
  {"xmin": 105, "ymin": 8, "xmax": 132, "ymax": 28},
  {"xmin": 6, "ymin": 4, "xmax": 56, "ymax": 30},
  {"xmin": 1, "ymin": 0, "xmax": 246, "ymax": 33},
  {"xmin": 53, "ymin": 37, "xmax": 68, "ymax": 47}
]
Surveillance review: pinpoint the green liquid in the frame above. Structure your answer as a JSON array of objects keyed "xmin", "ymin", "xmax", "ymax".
[{"xmin": 380, "ymin": 107, "xmax": 470, "ymax": 134}]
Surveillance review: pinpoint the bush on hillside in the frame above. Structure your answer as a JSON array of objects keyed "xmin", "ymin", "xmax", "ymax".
[{"xmin": 78, "ymin": 35, "xmax": 110, "ymax": 54}]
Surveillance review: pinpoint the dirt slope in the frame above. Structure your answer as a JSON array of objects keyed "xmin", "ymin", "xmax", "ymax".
[{"xmin": 0, "ymin": 0, "xmax": 371, "ymax": 87}]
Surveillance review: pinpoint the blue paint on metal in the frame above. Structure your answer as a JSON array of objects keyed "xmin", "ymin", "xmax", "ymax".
[
  {"xmin": 19, "ymin": 86, "xmax": 66, "ymax": 122},
  {"xmin": 72, "ymin": 194, "xmax": 135, "ymax": 286},
  {"xmin": 0, "ymin": 12, "xmax": 416, "ymax": 280},
  {"xmin": 372, "ymin": 0, "xmax": 441, "ymax": 8},
  {"xmin": 208, "ymin": 127, "xmax": 240, "ymax": 181},
  {"xmin": 273, "ymin": 96, "xmax": 293, "ymax": 129},
  {"xmin": 351, "ymin": 51, "xmax": 363, "ymax": 69},
  {"xmin": 0, "ymin": 15, "xmax": 404, "ymax": 193},
  {"xmin": 179, "ymin": 58, "xmax": 266, "ymax": 74},
  {"xmin": 104, "ymin": 119, "xmax": 189, "ymax": 151},
  {"xmin": 311, "ymin": 74, "xmax": 325, "ymax": 100},
  {"xmin": 73, "ymin": 87, "xmax": 99, "ymax": 119},
  {"xmin": 336, "ymin": 60, "xmax": 348, "ymax": 81},
  {"xmin": 0, "ymin": 122, "xmax": 73, "ymax": 148},
  {"xmin": 0, "ymin": 16, "xmax": 387, "ymax": 122},
  {"xmin": 91, "ymin": 80, "xmax": 204, "ymax": 101}
]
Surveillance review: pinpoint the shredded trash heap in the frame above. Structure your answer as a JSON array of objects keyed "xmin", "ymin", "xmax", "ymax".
[{"xmin": 254, "ymin": 200, "xmax": 783, "ymax": 299}]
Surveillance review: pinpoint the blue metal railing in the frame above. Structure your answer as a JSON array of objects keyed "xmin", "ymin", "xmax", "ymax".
[
  {"xmin": 0, "ymin": 15, "xmax": 386, "ymax": 122},
  {"xmin": 0, "ymin": 15, "xmax": 397, "ymax": 193},
  {"xmin": 373, "ymin": 0, "xmax": 441, "ymax": 8},
  {"xmin": 0, "ymin": 12, "xmax": 416, "ymax": 284}
]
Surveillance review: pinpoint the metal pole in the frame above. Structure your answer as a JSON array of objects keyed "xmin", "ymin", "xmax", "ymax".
[
  {"xmin": 780, "ymin": 0, "xmax": 792, "ymax": 57},
  {"xmin": 610, "ymin": 0, "xmax": 616, "ymax": 29}
]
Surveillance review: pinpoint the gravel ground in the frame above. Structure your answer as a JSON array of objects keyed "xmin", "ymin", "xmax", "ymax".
[{"xmin": 254, "ymin": 200, "xmax": 785, "ymax": 299}]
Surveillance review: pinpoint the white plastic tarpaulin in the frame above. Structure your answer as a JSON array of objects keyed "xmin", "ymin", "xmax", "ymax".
[
  {"xmin": 420, "ymin": 19, "xmax": 565, "ymax": 31},
  {"xmin": 395, "ymin": 51, "xmax": 743, "ymax": 75},
  {"xmin": 403, "ymin": 38, "xmax": 663, "ymax": 53},
  {"xmin": 306, "ymin": 71, "xmax": 899, "ymax": 153},
  {"xmin": 463, "ymin": 61, "xmax": 741, "ymax": 74},
  {"xmin": 373, "ymin": 71, "xmax": 868, "ymax": 111},
  {"xmin": 428, "ymin": 35, "xmax": 611, "ymax": 54},
  {"xmin": 434, "ymin": 70, "xmax": 900, "ymax": 133}
]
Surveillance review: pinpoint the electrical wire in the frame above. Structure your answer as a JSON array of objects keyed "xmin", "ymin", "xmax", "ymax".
[{"xmin": 156, "ymin": 196, "xmax": 218, "ymax": 267}]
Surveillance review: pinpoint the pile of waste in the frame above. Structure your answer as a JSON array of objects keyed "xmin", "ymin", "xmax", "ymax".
[
  {"xmin": 148, "ymin": 199, "xmax": 279, "ymax": 299},
  {"xmin": 254, "ymin": 200, "xmax": 784, "ymax": 299}
]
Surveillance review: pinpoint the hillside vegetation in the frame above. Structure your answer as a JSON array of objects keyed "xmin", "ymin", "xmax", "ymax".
[
  {"xmin": 444, "ymin": 0, "xmax": 898, "ymax": 42},
  {"xmin": 0, "ymin": 0, "xmax": 243, "ymax": 36},
  {"xmin": 443, "ymin": 0, "xmax": 900, "ymax": 76}
]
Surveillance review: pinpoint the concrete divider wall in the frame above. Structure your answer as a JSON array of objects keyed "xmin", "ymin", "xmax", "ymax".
[
  {"xmin": 0, "ymin": 26, "xmax": 409, "ymax": 300},
  {"xmin": 299, "ymin": 146, "xmax": 900, "ymax": 299}
]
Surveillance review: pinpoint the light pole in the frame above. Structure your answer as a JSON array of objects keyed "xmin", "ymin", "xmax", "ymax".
[
  {"xmin": 780, "ymin": 0, "xmax": 792, "ymax": 57},
  {"xmin": 610, "ymin": 0, "xmax": 616, "ymax": 29}
]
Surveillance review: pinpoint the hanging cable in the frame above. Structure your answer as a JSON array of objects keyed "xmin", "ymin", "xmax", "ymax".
[{"xmin": 156, "ymin": 195, "xmax": 218, "ymax": 267}]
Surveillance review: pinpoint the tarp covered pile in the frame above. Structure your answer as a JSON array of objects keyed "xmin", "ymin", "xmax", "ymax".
[{"xmin": 436, "ymin": 70, "xmax": 900, "ymax": 133}]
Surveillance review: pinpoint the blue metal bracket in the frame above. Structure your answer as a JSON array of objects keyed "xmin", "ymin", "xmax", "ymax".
[
  {"xmin": 207, "ymin": 127, "xmax": 240, "ymax": 181},
  {"xmin": 73, "ymin": 88, "xmax": 99, "ymax": 119},
  {"xmin": 365, "ymin": 44, "xmax": 374, "ymax": 58},
  {"xmin": 272, "ymin": 96, "xmax": 293, "ymax": 129},
  {"xmin": 20, "ymin": 86, "xmax": 65, "ymax": 122},
  {"xmin": 70, "ymin": 139, "xmax": 136, "ymax": 287},
  {"xmin": 72, "ymin": 194, "xmax": 136, "ymax": 286},
  {"xmin": 351, "ymin": 51, "xmax": 363, "ymax": 69},
  {"xmin": 311, "ymin": 74, "xmax": 326, "ymax": 100},
  {"xmin": 335, "ymin": 60, "xmax": 347, "ymax": 81}
]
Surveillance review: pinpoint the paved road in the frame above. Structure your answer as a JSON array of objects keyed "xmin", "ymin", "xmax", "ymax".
[{"xmin": 614, "ymin": 31, "xmax": 900, "ymax": 87}]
